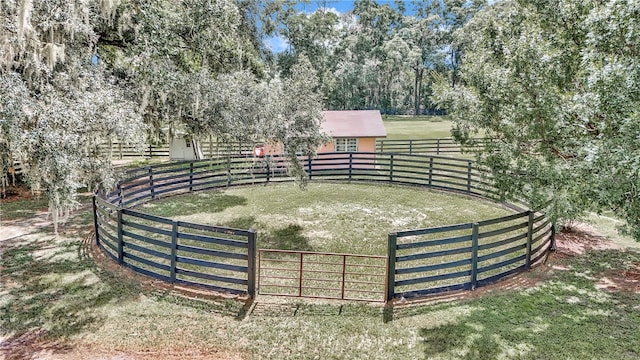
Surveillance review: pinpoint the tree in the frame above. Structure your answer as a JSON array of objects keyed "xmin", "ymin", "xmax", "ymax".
[
  {"xmin": 0, "ymin": 0, "xmax": 146, "ymax": 232},
  {"xmin": 185, "ymin": 55, "xmax": 327, "ymax": 185},
  {"xmin": 1, "ymin": 0, "xmax": 327, "ymax": 232},
  {"xmin": 433, "ymin": 0, "xmax": 640, "ymax": 239},
  {"xmin": 407, "ymin": 0, "xmax": 486, "ymax": 115}
]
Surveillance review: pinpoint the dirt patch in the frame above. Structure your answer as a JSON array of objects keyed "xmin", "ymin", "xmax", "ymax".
[
  {"xmin": 596, "ymin": 263, "xmax": 640, "ymax": 294},
  {"xmin": 0, "ymin": 185, "xmax": 39, "ymax": 203},
  {"xmin": 0, "ymin": 330, "xmax": 73, "ymax": 360},
  {"xmin": 553, "ymin": 222, "xmax": 622, "ymax": 257}
]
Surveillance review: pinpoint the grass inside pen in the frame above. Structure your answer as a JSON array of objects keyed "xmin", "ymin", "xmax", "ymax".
[
  {"xmin": 128, "ymin": 182, "xmax": 539, "ymax": 296},
  {"xmin": 138, "ymin": 182, "xmax": 513, "ymax": 256}
]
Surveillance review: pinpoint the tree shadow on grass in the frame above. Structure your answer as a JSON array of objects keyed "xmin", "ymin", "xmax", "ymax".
[
  {"xmin": 415, "ymin": 250, "xmax": 640, "ymax": 360},
  {"xmin": 143, "ymin": 193, "xmax": 247, "ymax": 217},
  {"xmin": 262, "ymin": 224, "xmax": 314, "ymax": 251},
  {"xmin": 222, "ymin": 217, "xmax": 314, "ymax": 251},
  {"xmin": 0, "ymin": 230, "xmax": 143, "ymax": 358},
  {"xmin": 224, "ymin": 216, "xmax": 258, "ymax": 230},
  {"xmin": 421, "ymin": 321, "xmax": 500, "ymax": 359}
]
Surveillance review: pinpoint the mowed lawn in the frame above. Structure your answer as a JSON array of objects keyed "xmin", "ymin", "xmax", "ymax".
[
  {"xmin": 3, "ymin": 206, "xmax": 640, "ymax": 359},
  {"xmin": 382, "ymin": 115, "xmax": 454, "ymax": 140},
  {"xmin": 139, "ymin": 183, "xmax": 512, "ymax": 255}
]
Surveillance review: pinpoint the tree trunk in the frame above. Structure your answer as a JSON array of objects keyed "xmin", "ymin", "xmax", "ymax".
[{"xmin": 414, "ymin": 65, "xmax": 423, "ymax": 116}]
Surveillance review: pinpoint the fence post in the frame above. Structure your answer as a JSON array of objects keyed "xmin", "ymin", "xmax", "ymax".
[
  {"xmin": 470, "ymin": 223, "xmax": 479, "ymax": 290},
  {"xmin": 307, "ymin": 157, "xmax": 312, "ymax": 180},
  {"xmin": 436, "ymin": 139, "xmax": 441, "ymax": 155},
  {"xmin": 149, "ymin": 167, "xmax": 155, "ymax": 199},
  {"xmin": 189, "ymin": 162, "xmax": 194, "ymax": 192},
  {"xmin": 266, "ymin": 160, "xmax": 271, "ymax": 183},
  {"xmin": 247, "ymin": 230, "xmax": 257, "ymax": 298},
  {"xmin": 380, "ymin": 140, "xmax": 384, "ymax": 153},
  {"xmin": 117, "ymin": 184, "xmax": 123, "ymax": 206},
  {"xmin": 226, "ymin": 156, "xmax": 231, "ymax": 187},
  {"xmin": 526, "ymin": 211, "xmax": 534, "ymax": 270},
  {"xmin": 298, "ymin": 252, "xmax": 304, "ymax": 296},
  {"xmin": 117, "ymin": 208, "xmax": 124, "ymax": 265},
  {"xmin": 171, "ymin": 221, "xmax": 178, "ymax": 282},
  {"xmin": 550, "ymin": 225, "xmax": 556, "ymax": 251},
  {"xmin": 467, "ymin": 161, "xmax": 472, "ymax": 194},
  {"xmin": 389, "ymin": 154, "xmax": 394, "ymax": 183},
  {"xmin": 118, "ymin": 142, "xmax": 122, "ymax": 159},
  {"xmin": 349, "ymin": 153, "xmax": 353, "ymax": 181},
  {"xmin": 409, "ymin": 140, "xmax": 413, "ymax": 155},
  {"xmin": 386, "ymin": 233, "xmax": 397, "ymax": 302},
  {"xmin": 428, "ymin": 157, "xmax": 433, "ymax": 187},
  {"xmin": 341, "ymin": 255, "xmax": 347, "ymax": 300},
  {"xmin": 92, "ymin": 195, "xmax": 100, "ymax": 246}
]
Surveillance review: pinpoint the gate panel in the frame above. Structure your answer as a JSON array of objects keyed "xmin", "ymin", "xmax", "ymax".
[{"xmin": 258, "ymin": 249, "xmax": 387, "ymax": 302}]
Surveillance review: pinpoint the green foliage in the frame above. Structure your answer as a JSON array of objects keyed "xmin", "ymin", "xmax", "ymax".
[
  {"xmin": 1, "ymin": 0, "xmax": 327, "ymax": 231},
  {"xmin": 273, "ymin": 0, "xmax": 485, "ymax": 114},
  {"xmin": 0, "ymin": 1, "xmax": 147, "ymax": 232},
  {"xmin": 433, "ymin": 0, "xmax": 640, "ymax": 240}
]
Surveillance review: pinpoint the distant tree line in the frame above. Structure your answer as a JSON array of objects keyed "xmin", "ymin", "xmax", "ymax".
[{"xmin": 269, "ymin": 0, "xmax": 485, "ymax": 115}]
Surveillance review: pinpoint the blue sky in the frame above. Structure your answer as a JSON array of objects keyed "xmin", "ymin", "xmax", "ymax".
[{"xmin": 296, "ymin": 0, "xmax": 402, "ymax": 13}]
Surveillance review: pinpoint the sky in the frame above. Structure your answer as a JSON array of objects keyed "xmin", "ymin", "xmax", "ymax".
[{"xmin": 296, "ymin": 0, "xmax": 402, "ymax": 13}]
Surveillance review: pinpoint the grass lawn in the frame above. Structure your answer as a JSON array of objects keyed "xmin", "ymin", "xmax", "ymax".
[
  {"xmin": 0, "ymin": 191, "xmax": 49, "ymax": 221},
  {"xmin": 382, "ymin": 115, "xmax": 454, "ymax": 140},
  {"xmin": 138, "ymin": 183, "xmax": 512, "ymax": 255},
  {"xmin": 2, "ymin": 199, "xmax": 640, "ymax": 358}
]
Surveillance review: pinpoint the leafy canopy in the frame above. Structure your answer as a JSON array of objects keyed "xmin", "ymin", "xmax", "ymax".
[
  {"xmin": 1, "ymin": 0, "xmax": 326, "ymax": 231},
  {"xmin": 433, "ymin": 0, "xmax": 640, "ymax": 239}
]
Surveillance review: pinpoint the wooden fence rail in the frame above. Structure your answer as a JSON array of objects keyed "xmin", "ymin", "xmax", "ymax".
[
  {"xmin": 93, "ymin": 151, "xmax": 553, "ymax": 301},
  {"xmin": 98, "ymin": 137, "xmax": 487, "ymax": 160},
  {"xmin": 376, "ymin": 138, "xmax": 488, "ymax": 155},
  {"xmin": 98, "ymin": 139, "xmax": 255, "ymax": 160},
  {"xmin": 95, "ymin": 196, "xmax": 256, "ymax": 295},
  {"xmin": 388, "ymin": 210, "xmax": 552, "ymax": 300}
]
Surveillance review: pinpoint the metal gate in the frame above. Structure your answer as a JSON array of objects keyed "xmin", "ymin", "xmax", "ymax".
[{"xmin": 258, "ymin": 249, "xmax": 388, "ymax": 302}]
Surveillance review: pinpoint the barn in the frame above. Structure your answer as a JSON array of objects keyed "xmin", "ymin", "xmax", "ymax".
[
  {"xmin": 317, "ymin": 110, "xmax": 387, "ymax": 153},
  {"xmin": 263, "ymin": 110, "xmax": 387, "ymax": 156}
]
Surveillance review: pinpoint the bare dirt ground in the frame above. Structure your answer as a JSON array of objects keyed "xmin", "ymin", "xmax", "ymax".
[
  {"xmin": 549, "ymin": 223, "xmax": 639, "ymax": 294},
  {"xmin": 554, "ymin": 222, "xmax": 623, "ymax": 256},
  {"xmin": 0, "ymin": 205, "xmax": 634, "ymax": 359}
]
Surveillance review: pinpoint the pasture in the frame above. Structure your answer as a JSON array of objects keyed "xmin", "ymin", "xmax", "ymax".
[{"xmin": 382, "ymin": 115, "xmax": 454, "ymax": 140}]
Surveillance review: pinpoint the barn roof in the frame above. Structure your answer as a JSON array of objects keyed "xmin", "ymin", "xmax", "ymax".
[{"xmin": 320, "ymin": 110, "xmax": 387, "ymax": 138}]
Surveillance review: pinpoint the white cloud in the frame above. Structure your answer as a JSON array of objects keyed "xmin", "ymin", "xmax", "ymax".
[
  {"xmin": 265, "ymin": 35, "xmax": 289, "ymax": 53},
  {"xmin": 300, "ymin": 6, "xmax": 342, "ymax": 17},
  {"xmin": 321, "ymin": 7, "xmax": 341, "ymax": 16}
]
